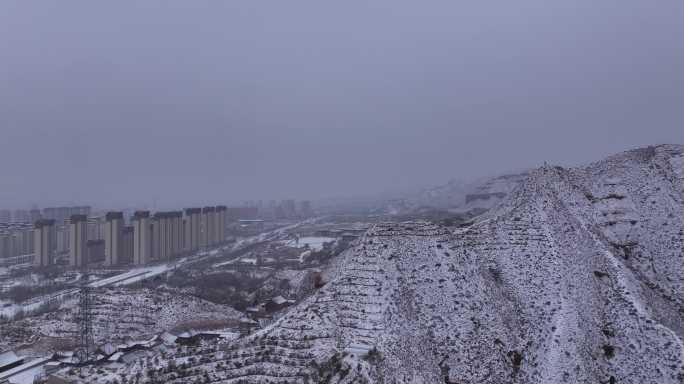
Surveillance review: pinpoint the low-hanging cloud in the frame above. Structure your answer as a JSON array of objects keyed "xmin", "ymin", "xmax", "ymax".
[{"xmin": 1, "ymin": 0, "xmax": 682, "ymax": 208}]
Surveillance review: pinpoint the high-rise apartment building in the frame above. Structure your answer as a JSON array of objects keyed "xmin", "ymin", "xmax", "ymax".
[
  {"xmin": 151, "ymin": 211, "xmax": 183, "ymax": 261},
  {"xmin": 72, "ymin": 206, "xmax": 92, "ymax": 217},
  {"xmin": 133, "ymin": 211, "xmax": 151, "ymax": 265},
  {"xmin": 12, "ymin": 227, "xmax": 34, "ymax": 257},
  {"xmin": 0, "ymin": 233, "xmax": 11, "ymax": 260},
  {"xmin": 13, "ymin": 210, "xmax": 29, "ymax": 223},
  {"xmin": 29, "ymin": 209, "xmax": 42, "ymax": 223},
  {"xmin": 87, "ymin": 216, "xmax": 104, "ymax": 241},
  {"xmin": 86, "ymin": 239, "xmax": 105, "ymax": 263},
  {"xmin": 211, "ymin": 207, "xmax": 220, "ymax": 245},
  {"xmin": 171, "ymin": 211, "xmax": 183, "ymax": 256},
  {"xmin": 69, "ymin": 214, "xmax": 88, "ymax": 268},
  {"xmin": 299, "ymin": 200, "xmax": 314, "ymax": 217},
  {"xmin": 280, "ymin": 199, "xmax": 297, "ymax": 219},
  {"xmin": 55, "ymin": 224, "xmax": 68, "ymax": 255},
  {"xmin": 151, "ymin": 213, "xmax": 164, "ymax": 261},
  {"xmin": 121, "ymin": 226, "xmax": 134, "ymax": 264},
  {"xmin": 0, "ymin": 209, "xmax": 11, "ymax": 223},
  {"xmin": 215, "ymin": 206, "xmax": 227, "ymax": 244},
  {"xmin": 104, "ymin": 211, "xmax": 124, "ymax": 266},
  {"xmin": 184, "ymin": 208, "xmax": 201, "ymax": 252},
  {"xmin": 200, "ymin": 206, "xmax": 215, "ymax": 248},
  {"xmin": 34, "ymin": 219, "xmax": 55, "ymax": 267}
]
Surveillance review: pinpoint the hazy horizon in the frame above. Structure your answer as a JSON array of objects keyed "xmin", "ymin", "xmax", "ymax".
[{"xmin": 2, "ymin": 1, "xmax": 683, "ymax": 208}]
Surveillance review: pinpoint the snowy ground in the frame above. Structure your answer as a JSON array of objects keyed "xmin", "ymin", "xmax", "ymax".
[
  {"xmin": 21, "ymin": 287, "xmax": 245, "ymax": 348},
  {"xmin": 282, "ymin": 236, "xmax": 337, "ymax": 251}
]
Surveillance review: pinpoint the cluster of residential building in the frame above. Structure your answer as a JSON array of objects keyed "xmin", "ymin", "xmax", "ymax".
[
  {"xmin": 1, "ymin": 200, "xmax": 316, "ymax": 270},
  {"xmin": 0, "ymin": 223, "xmax": 35, "ymax": 265},
  {"xmin": 30, "ymin": 206, "xmax": 228, "ymax": 269},
  {"xmin": 1, "ymin": 207, "xmax": 92, "ymax": 267}
]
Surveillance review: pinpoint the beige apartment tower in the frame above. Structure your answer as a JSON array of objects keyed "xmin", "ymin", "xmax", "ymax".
[
  {"xmin": 171, "ymin": 211, "xmax": 183, "ymax": 256},
  {"xmin": 133, "ymin": 211, "xmax": 151, "ymax": 265},
  {"xmin": 152, "ymin": 213, "xmax": 166, "ymax": 261},
  {"xmin": 104, "ymin": 211, "xmax": 124, "ymax": 267},
  {"xmin": 69, "ymin": 214, "xmax": 88, "ymax": 268},
  {"xmin": 33, "ymin": 219, "xmax": 55, "ymax": 267},
  {"xmin": 211, "ymin": 206, "xmax": 220, "ymax": 244},
  {"xmin": 150, "ymin": 211, "xmax": 183, "ymax": 261},
  {"xmin": 200, "ymin": 206, "xmax": 215, "ymax": 248},
  {"xmin": 184, "ymin": 208, "xmax": 201, "ymax": 252},
  {"xmin": 216, "ymin": 206, "xmax": 226, "ymax": 244},
  {"xmin": 121, "ymin": 226, "xmax": 134, "ymax": 264}
]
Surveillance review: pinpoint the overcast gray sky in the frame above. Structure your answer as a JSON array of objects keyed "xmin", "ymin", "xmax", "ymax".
[{"xmin": 1, "ymin": 1, "xmax": 682, "ymax": 209}]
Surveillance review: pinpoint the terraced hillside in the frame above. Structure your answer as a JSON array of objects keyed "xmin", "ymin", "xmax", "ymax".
[
  {"xmin": 105, "ymin": 145, "xmax": 684, "ymax": 384},
  {"xmin": 28, "ymin": 288, "xmax": 244, "ymax": 345}
]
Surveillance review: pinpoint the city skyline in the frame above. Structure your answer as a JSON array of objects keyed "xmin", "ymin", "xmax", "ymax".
[{"xmin": 0, "ymin": 200, "xmax": 312, "ymax": 269}]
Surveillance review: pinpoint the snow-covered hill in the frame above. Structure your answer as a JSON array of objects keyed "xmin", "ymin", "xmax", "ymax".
[
  {"xmin": 106, "ymin": 145, "xmax": 684, "ymax": 384},
  {"xmin": 20, "ymin": 288, "xmax": 244, "ymax": 348}
]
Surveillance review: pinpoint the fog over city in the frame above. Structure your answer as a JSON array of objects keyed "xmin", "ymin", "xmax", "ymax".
[
  {"xmin": 1, "ymin": 0, "xmax": 683, "ymax": 208},
  {"xmin": 3, "ymin": 2, "xmax": 684, "ymax": 384}
]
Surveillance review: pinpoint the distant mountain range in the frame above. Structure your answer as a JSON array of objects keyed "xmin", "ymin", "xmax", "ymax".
[{"xmin": 386, "ymin": 171, "xmax": 528, "ymax": 217}]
